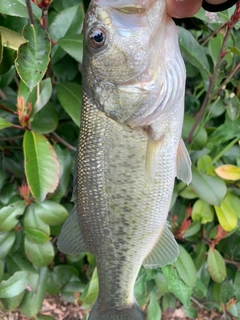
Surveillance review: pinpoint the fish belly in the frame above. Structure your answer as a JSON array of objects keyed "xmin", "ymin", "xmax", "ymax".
[{"xmin": 76, "ymin": 90, "xmax": 181, "ymax": 309}]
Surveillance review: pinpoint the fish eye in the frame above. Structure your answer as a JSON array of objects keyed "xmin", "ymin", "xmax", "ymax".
[{"xmin": 89, "ymin": 27, "xmax": 107, "ymax": 49}]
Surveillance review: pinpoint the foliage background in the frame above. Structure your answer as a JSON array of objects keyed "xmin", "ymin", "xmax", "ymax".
[{"xmin": 0, "ymin": 0, "xmax": 240, "ymax": 319}]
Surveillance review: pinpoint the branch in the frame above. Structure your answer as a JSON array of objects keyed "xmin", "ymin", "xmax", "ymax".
[
  {"xmin": 51, "ymin": 132, "xmax": 77, "ymax": 152},
  {"xmin": 0, "ymin": 104, "xmax": 15, "ymax": 114},
  {"xmin": 0, "ymin": 135, "xmax": 24, "ymax": 141},
  {"xmin": 214, "ymin": 61, "xmax": 240, "ymax": 96},
  {"xmin": 187, "ymin": 4, "xmax": 240, "ymax": 143},
  {"xmin": 25, "ymin": 0, "xmax": 35, "ymax": 25}
]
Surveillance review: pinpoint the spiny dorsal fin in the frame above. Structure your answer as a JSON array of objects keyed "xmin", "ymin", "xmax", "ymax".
[
  {"xmin": 145, "ymin": 136, "xmax": 164, "ymax": 185},
  {"xmin": 176, "ymin": 138, "xmax": 192, "ymax": 185},
  {"xmin": 143, "ymin": 223, "xmax": 179, "ymax": 268},
  {"xmin": 57, "ymin": 205, "xmax": 90, "ymax": 255}
]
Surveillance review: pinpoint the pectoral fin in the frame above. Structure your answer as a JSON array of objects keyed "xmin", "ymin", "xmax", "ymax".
[
  {"xmin": 143, "ymin": 224, "xmax": 179, "ymax": 268},
  {"xmin": 57, "ymin": 205, "xmax": 89, "ymax": 255},
  {"xmin": 145, "ymin": 136, "xmax": 164, "ymax": 184},
  {"xmin": 176, "ymin": 138, "xmax": 192, "ymax": 185}
]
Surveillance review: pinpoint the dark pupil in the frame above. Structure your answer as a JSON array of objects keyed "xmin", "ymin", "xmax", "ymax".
[{"xmin": 94, "ymin": 32, "xmax": 103, "ymax": 43}]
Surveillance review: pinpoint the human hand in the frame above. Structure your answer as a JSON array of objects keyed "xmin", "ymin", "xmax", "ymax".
[{"xmin": 167, "ymin": 0, "xmax": 231, "ymax": 18}]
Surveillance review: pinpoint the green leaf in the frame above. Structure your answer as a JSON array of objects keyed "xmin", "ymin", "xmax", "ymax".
[
  {"xmin": 207, "ymin": 248, "xmax": 226, "ymax": 283},
  {"xmin": 24, "ymin": 238, "xmax": 54, "ymax": 267},
  {"xmin": 0, "ymin": 271, "xmax": 29, "ymax": 298},
  {"xmin": 192, "ymin": 199, "xmax": 215, "ymax": 224},
  {"xmin": 81, "ymin": 268, "xmax": 99, "ymax": 306},
  {"xmin": 174, "ymin": 245, "xmax": 197, "ymax": 288},
  {"xmin": 24, "ymin": 203, "xmax": 50, "ymax": 236},
  {"xmin": 0, "ymin": 262, "xmax": 3, "ymax": 282},
  {"xmin": 0, "ymin": 231, "xmax": 16, "ymax": 260},
  {"xmin": 49, "ymin": 4, "xmax": 84, "ymax": 63},
  {"xmin": 0, "ymin": 26, "xmax": 26, "ymax": 50},
  {"xmin": 0, "ymin": 291, "xmax": 25, "ymax": 312},
  {"xmin": 194, "ymin": 243, "xmax": 207, "ymax": 271},
  {"xmin": 35, "ymin": 200, "xmax": 68, "ymax": 226},
  {"xmin": 29, "ymin": 78, "xmax": 53, "ymax": 116},
  {"xmin": 31, "ymin": 102, "xmax": 58, "ymax": 134},
  {"xmin": 0, "ymin": 117, "xmax": 13, "ymax": 130},
  {"xmin": 178, "ymin": 27, "xmax": 210, "ymax": 79},
  {"xmin": 20, "ymin": 267, "xmax": 48, "ymax": 317},
  {"xmin": 15, "ymin": 23, "xmax": 51, "ymax": 91},
  {"xmin": 184, "ymin": 220, "xmax": 201, "ymax": 238},
  {"xmin": 177, "ymin": 182, "xmax": 197, "ymax": 199},
  {"xmin": 234, "ymin": 270, "xmax": 240, "ymax": 301},
  {"xmin": 147, "ymin": 291, "xmax": 162, "ymax": 320},
  {"xmin": 0, "ymin": 201, "xmax": 25, "ymax": 232},
  {"xmin": 191, "ymin": 167, "xmax": 227, "ymax": 206},
  {"xmin": 23, "ymin": 131, "xmax": 60, "ymax": 202},
  {"xmin": 182, "ymin": 114, "xmax": 208, "ymax": 149},
  {"xmin": 25, "ymin": 228, "xmax": 51, "ymax": 245},
  {"xmin": 214, "ymin": 193, "xmax": 239, "ymax": 231},
  {"xmin": 0, "ymin": 0, "xmax": 41, "ymax": 19},
  {"xmin": 162, "ymin": 266, "xmax": 192, "ymax": 307},
  {"xmin": 56, "ymin": 82, "xmax": 81, "ymax": 126},
  {"xmin": 50, "ymin": 146, "xmax": 73, "ymax": 201},
  {"xmin": 58, "ymin": 34, "xmax": 83, "ymax": 63},
  {"xmin": 230, "ymin": 46, "xmax": 240, "ymax": 56},
  {"xmin": 215, "ymin": 164, "xmax": 240, "ymax": 181}
]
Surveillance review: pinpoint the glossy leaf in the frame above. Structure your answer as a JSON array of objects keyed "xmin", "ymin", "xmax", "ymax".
[
  {"xmin": 0, "ymin": 0, "xmax": 41, "ymax": 18},
  {"xmin": 23, "ymin": 131, "xmax": 60, "ymax": 202},
  {"xmin": 0, "ymin": 117, "xmax": 13, "ymax": 130},
  {"xmin": 25, "ymin": 228, "xmax": 51, "ymax": 245},
  {"xmin": 56, "ymin": 82, "xmax": 81, "ymax": 126},
  {"xmin": 29, "ymin": 78, "xmax": 53, "ymax": 116},
  {"xmin": 182, "ymin": 114, "xmax": 208, "ymax": 149},
  {"xmin": 20, "ymin": 267, "xmax": 48, "ymax": 317},
  {"xmin": 178, "ymin": 26, "xmax": 210, "ymax": 79},
  {"xmin": 191, "ymin": 167, "xmax": 227, "ymax": 206},
  {"xmin": 0, "ymin": 271, "xmax": 29, "ymax": 298},
  {"xmin": 31, "ymin": 102, "xmax": 58, "ymax": 134},
  {"xmin": 192, "ymin": 199, "xmax": 215, "ymax": 224},
  {"xmin": 58, "ymin": 34, "xmax": 83, "ymax": 63},
  {"xmin": 24, "ymin": 238, "xmax": 54, "ymax": 267},
  {"xmin": 81, "ymin": 268, "xmax": 99, "ymax": 305},
  {"xmin": 0, "ymin": 26, "xmax": 26, "ymax": 50},
  {"xmin": 0, "ymin": 291, "xmax": 25, "ymax": 312},
  {"xmin": 214, "ymin": 194, "xmax": 238, "ymax": 231},
  {"xmin": 215, "ymin": 164, "xmax": 240, "ymax": 181},
  {"xmin": 234, "ymin": 270, "xmax": 240, "ymax": 301},
  {"xmin": 15, "ymin": 24, "xmax": 51, "ymax": 91},
  {"xmin": 162, "ymin": 266, "xmax": 192, "ymax": 308},
  {"xmin": 0, "ymin": 201, "xmax": 25, "ymax": 232},
  {"xmin": 175, "ymin": 245, "xmax": 197, "ymax": 288},
  {"xmin": 147, "ymin": 291, "xmax": 162, "ymax": 320},
  {"xmin": 194, "ymin": 243, "xmax": 207, "ymax": 271},
  {"xmin": 207, "ymin": 248, "xmax": 226, "ymax": 283},
  {"xmin": 0, "ymin": 232, "xmax": 16, "ymax": 260},
  {"xmin": 34, "ymin": 201, "xmax": 68, "ymax": 226}
]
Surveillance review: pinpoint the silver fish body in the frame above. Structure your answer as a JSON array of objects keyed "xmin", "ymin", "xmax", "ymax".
[{"xmin": 58, "ymin": 1, "xmax": 192, "ymax": 319}]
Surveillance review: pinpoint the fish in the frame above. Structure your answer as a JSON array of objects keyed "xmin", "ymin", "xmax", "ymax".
[{"xmin": 57, "ymin": 0, "xmax": 192, "ymax": 319}]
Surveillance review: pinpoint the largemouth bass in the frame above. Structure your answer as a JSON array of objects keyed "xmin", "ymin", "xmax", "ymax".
[{"xmin": 58, "ymin": 0, "xmax": 192, "ymax": 319}]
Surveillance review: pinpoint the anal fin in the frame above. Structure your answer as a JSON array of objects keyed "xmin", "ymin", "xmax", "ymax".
[
  {"xmin": 176, "ymin": 138, "xmax": 192, "ymax": 185},
  {"xmin": 57, "ymin": 205, "xmax": 89, "ymax": 255},
  {"xmin": 143, "ymin": 224, "xmax": 179, "ymax": 268}
]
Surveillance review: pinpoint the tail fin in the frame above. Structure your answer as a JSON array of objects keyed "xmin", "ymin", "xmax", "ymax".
[{"xmin": 88, "ymin": 299, "xmax": 144, "ymax": 320}]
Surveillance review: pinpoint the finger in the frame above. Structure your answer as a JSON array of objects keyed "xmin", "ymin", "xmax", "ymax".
[{"xmin": 167, "ymin": 0, "xmax": 203, "ymax": 18}]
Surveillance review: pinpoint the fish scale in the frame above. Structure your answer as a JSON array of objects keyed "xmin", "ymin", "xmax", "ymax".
[{"xmin": 58, "ymin": 1, "xmax": 192, "ymax": 319}]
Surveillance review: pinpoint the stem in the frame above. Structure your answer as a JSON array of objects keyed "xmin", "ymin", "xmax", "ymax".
[
  {"xmin": 0, "ymin": 89, "xmax": 7, "ymax": 100},
  {"xmin": 51, "ymin": 132, "xmax": 77, "ymax": 152},
  {"xmin": 187, "ymin": 23, "xmax": 235, "ymax": 143},
  {"xmin": 0, "ymin": 104, "xmax": 15, "ymax": 114},
  {"xmin": 214, "ymin": 61, "xmax": 240, "ymax": 96},
  {"xmin": 25, "ymin": 0, "xmax": 35, "ymax": 25},
  {"xmin": 224, "ymin": 258, "xmax": 240, "ymax": 267},
  {"xmin": 204, "ymin": 137, "xmax": 239, "ymax": 172},
  {"xmin": 0, "ymin": 135, "xmax": 24, "ymax": 141},
  {"xmin": 12, "ymin": 124, "xmax": 26, "ymax": 130},
  {"xmin": 201, "ymin": 23, "xmax": 226, "ymax": 47}
]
